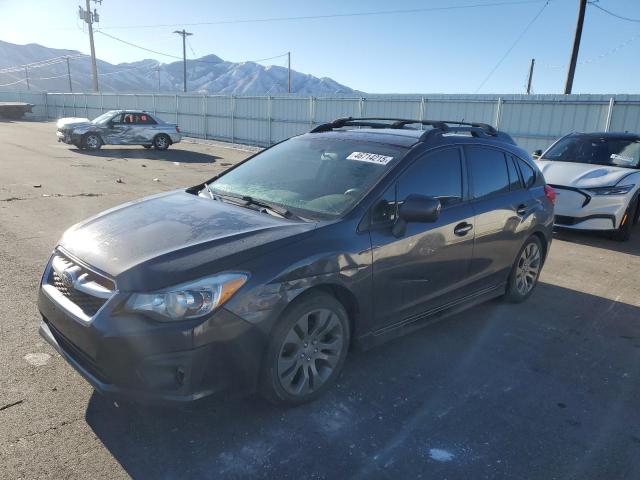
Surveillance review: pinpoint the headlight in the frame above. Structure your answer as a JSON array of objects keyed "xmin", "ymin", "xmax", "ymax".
[
  {"xmin": 587, "ymin": 184, "xmax": 635, "ymax": 196},
  {"xmin": 126, "ymin": 273, "xmax": 248, "ymax": 321}
]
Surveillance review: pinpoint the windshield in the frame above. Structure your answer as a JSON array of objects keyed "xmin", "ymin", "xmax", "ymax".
[
  {"xmin": 92, "ymin": 111, "xmax": 118, "ymax": 125},
  {"xmin": 207, "ymin": 135, "xmax": 407, "ymax": 219},
  {"xmin": 542, "ymin": 135, "xmax": 640, "ymax": 168}
]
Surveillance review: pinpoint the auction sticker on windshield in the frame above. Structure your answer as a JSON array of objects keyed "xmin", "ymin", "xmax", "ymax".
[{"xmin": 347, "ymin": 152, "xmax": 394, "ymax": 165}]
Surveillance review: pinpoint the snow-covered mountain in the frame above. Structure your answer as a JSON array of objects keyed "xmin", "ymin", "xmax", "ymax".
[{"xmin": 0, "ymin": 40, "xmax": 355, "ymax": 94}]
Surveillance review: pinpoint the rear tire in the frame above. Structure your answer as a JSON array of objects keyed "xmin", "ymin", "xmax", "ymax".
[
  {"xmin": 82, "ymin": 133, "xmax": 102, "ymax": 151},
  {"xmin": 504, "ymin": 236, "xmax": 543, "ymax": 303},
  {"xmin": 153, "ymin": 134, "xmax": 170, "ymax": 150},
  {"xmin": 259, "ymin": 291, "xmax": 350, "ymax": 406}
]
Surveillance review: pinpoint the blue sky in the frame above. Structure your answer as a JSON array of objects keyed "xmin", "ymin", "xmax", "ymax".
[{"xmin": 1, "ymin": 0, "xmax": 639, "ymax": 94}]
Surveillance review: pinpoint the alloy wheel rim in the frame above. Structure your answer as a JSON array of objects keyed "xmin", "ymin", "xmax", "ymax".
[
  {"xmin": 86, "ymin": 135, "xmax": 98, "ymax": 148},
  {"xmin": 156, "ymin": 136, "xmax": 167, "ymax": 148},
  {"xmin": 515, "ymin": 243, "xmax": 541, "ymax": 295},
  {"xmin": 277, "ymin": 308, "xmax": 344, "ymax": 396}
]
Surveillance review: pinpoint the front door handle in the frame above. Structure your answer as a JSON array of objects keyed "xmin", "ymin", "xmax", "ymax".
[
  {"xmin": 454, "ymin": 222, "xmax": 473, "ymax": 236},
  {"xmin": 516, "ymin": 204, "xmax": 528, "ymax": 216}
]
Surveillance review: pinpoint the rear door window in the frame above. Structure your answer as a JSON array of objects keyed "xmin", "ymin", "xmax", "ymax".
[{"xmin": 465, "ymin": 146, "xmax": 510, "ymax": 199}]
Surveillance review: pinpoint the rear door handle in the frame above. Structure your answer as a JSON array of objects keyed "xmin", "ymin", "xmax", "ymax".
[{"xmin": 454, "ymin": 222, "xmax": 473, "ymax": 236}]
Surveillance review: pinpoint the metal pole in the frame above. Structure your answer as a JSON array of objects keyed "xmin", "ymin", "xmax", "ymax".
[
  {"xmin": 495, "ymin": 97, "xmax": 503, "ymax": 129},
  {"xmin": 182, "ymin": 33, "xmax": 187, "ymax": 93},
  {"xmin": 86, "ymin": 0, "xmax": 99, "ymax": 92},
  {"xmin": 173, "ymin": 29, "xmax": 193, "ymax": 93},
  {"xmin": 526, "ymin": 58, "xmax": 535, "ymax": 95},
  {"xmin": 66, "ymin": 57, "xmax": 73, "ymax": 93},
  {"xmin": 564, "ymin": 0, "xmax": 587, "ymax": 94},
  {"xmin": 605, "ymin": 97, "xmax": 615, "ymax": 132},
  {"xmin": 24, "ymin": 66, "xmax": 30, "ymax": 90},
  {"xmin": 287, "ymin": 52, "xmax": 291, "ymax": 94}
]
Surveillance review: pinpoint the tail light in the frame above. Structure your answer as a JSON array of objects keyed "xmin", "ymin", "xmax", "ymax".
[
  {"xmin": 175, "ymin": 126, "xmax": 181, "ymax": 133},
  {"xmin": 544, "ymin": 185, "xmax": 556, "ymax": 205}
]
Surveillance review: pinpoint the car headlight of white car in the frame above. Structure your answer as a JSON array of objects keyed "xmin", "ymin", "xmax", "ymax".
[
  {"xmin": 126, "ymin": 273, "xmax": 248, "ymax": 321},
  {"xmin": 586, "ymin": 184, "xmax": 635, "ymax": 196}
]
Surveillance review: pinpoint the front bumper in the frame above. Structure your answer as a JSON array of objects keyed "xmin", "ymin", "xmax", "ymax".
[
  {"xmin": 38, "ymin": 261, "xmax": 264, "ymax": 405},
  {"xmin": 56, "ymin": 130, "xmax": 75, "ymax": 145},
  {"xmin": 551, "ymin": 184, "xmax": 630, "ymax": 231}
]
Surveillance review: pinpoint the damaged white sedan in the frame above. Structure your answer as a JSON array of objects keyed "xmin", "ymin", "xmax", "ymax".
[
  {"xmin": 56, "ymin": 110, "xmax": 181, "ymax": 151},
  {"xmin": 534, "ymin": 132, "xmax": 640, "ymax": 241}
]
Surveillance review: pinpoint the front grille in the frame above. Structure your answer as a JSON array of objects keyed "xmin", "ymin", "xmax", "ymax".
[
  {"xmin": 45, "ymin": 251, "xmax": 115, "ymax": 319},
  {"xmin": 49, "ymin": 270, "xmax": 107, "ymax": 316}
]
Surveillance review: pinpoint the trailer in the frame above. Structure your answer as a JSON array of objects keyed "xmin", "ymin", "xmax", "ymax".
[{"xmin": 0, "ymin": 102, "xmax": 34, "ymax": 119}]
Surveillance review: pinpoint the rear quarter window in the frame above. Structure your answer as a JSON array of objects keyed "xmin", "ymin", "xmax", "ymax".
[{"xmin": 517, "ymin": 158, "xmax": 536, "ymax": 188}]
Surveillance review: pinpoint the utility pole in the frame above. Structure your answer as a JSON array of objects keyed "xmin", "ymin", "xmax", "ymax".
[
  {"xmin": 564, "ymin": 0, "xmax": 587, "ymax": 94},
  {"xmin": 287, "ymin": 51, "xmax": 291, "ymax": 94},
  {"xmin": 526, "ymin": 58, "xmax": 535, "ymax": 94},
  {"xmin": 24, "ymin": 66, "xmax": 30, "ymax": 90},
  {"xmin": 66, "ymin": 56, "xmax": 73, "ymax": 93},
  {"xmin": 78, "ymin": 0, "xmax": 101, "ymax": 92},
  {"xmin": 173, "ymin": 29, "xmax": 193, "ymax": 92}
]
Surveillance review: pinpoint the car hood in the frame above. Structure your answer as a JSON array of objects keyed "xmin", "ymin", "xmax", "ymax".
[
  {"xmin": 56, "ymin": 117, "xmax": 91, "ymax": 129},
  {"xmin": 535, "ymin": 160, "xmax": 635, "ymax": 188},
  {"xmin": 59, "ymin": 190, "xmax": 316, "ymax": 291}
]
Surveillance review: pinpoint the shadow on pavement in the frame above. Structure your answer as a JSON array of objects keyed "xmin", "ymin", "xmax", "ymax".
[
  {"xmin": 553, "ymin": 224, "xmax": 640, "ymax": 257},
  {"xmin": 69, "ymin": 147, "xmax": 218, "ymax": 164},
  {"xmin": 85, "ymin": 283, "xmax": 640, "ymax": 480}
]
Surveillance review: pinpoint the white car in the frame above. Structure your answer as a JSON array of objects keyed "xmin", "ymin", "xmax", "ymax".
[{"xmin": 534, "ymin": 132, "xmax": 640, "ymax": 241}]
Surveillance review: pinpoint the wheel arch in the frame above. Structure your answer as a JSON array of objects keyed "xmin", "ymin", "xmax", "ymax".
[
  {"xmin": 281, "ymin": 283, "xmax": 360, "ymax": 348},
  {"xmin": 530, "ymin": 230, "xmax": 549, "ymax": 262},
  {"xmin": 154, "ymin": 132, "xmax": 172, "ymax": 145}
]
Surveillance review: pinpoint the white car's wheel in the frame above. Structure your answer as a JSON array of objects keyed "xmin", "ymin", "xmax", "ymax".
[
  {"xmin": 612, "ymin": 198, "xmax": 639, "ymax": 242},
  {"xmin": 82, "ymin": 133, "xmax": 102, "ymax": 151},
  {"xmin": 153, "ymin": 134, "xmax": 170, "ymax": 150}
]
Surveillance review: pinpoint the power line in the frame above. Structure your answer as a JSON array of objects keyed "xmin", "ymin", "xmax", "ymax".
[
  {"xmin": 96, "ymin": 29, "xmax": 288, "ymax": 65},
  {"xmin": 0, "ymin": 54, "xmax": 86, "ymax": 74},
  {"xmin": 53, "ymin": 0, "xmax": 548, "ymax": 31},
  {"xmin": 474, "ymin": 0, "xmax": 550, "ymax": 93},
  {"xmin": 0, "ymin": 78, "xmax": 28, "ymax": 88},
  {"xmin": 96, "ymin": 30, "xmax": 185, "ymax": 61},
  {"xmin": 540, "ymin": 29, "xmax": 640, "ymax": 69},
  {"xmin": 588, "ymin": 1, "xmax": 640, "ymax": 22},
  {"xmin": 88, "ymin": 0, "xmax": 545, "ymax": 30}
]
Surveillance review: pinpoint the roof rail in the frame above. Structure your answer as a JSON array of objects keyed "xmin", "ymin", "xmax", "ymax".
[{"xmin": 309, "ymin": 117, "xmax": 498, "ymax": 137}]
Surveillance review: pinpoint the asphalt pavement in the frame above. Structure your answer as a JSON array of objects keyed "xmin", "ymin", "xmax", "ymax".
[{"xmin": 0, "ymin": 120, "xmax": 639, "ymax": 479}]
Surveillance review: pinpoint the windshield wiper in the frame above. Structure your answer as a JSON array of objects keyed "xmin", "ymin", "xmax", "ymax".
[
  {"xmin": 205, "ymin": 186, "xmax": 301, "ymax": 220},
  {"xmin": 241, "ymin": 195, "xmax": 297, "ymax": 219}
]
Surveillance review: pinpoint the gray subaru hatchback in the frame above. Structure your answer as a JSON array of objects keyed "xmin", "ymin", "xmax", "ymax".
[{"xmin": 38, "ymin": 118, "xmax": 555, "ymax": 406}]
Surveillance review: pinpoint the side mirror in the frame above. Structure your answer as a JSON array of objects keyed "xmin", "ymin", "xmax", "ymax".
[
  {"xmin": 532, "ymin": 149, "xmax": 543, "ymax": 159},
  {"xmin": 392, "ymin": 194, "xmax": 441, "ymax": 237}
]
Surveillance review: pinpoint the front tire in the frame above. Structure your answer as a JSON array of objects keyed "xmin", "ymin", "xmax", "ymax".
[
  {"xmin": 260, "ymin": 291, "xmax": 350, "ymax": 406},
  {"xmin": 82, "ymin": 133, "xmax": 102, "ymax": 151},
  {"xmin": 153, "ymin": 134, "xmax": 170, "ymax": 150},
  {"xmin": 504, "ymin": 236, "xmax": 543, "ymax": 303},
  {"xmin": 142, "ymin": 145, "xmax": 152, "ymax": 149},
  {"xmin": 611, "ymin": 200, "xmax": 637, "ymax": 242}
]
